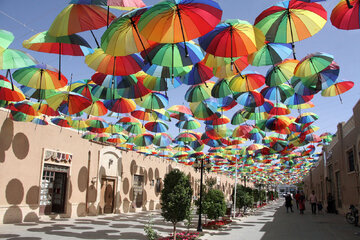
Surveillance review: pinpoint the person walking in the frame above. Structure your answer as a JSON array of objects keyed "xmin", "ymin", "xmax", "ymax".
[
  {"xmin": 299, "ymin": 191, "xmax": 306, "ymax": 215},
  {"xmin": 294, "ymin": 191, "xmax": 301, "ymax": 209},
  {"xmin": 285, "ymin": 193, "xmax": 293, "ymax": 213},
  {"xmin": 309, "ymin": 190, "xmax": 317, "ymax": 214}
]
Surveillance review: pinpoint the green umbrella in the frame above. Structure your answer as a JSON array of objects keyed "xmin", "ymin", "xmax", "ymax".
[
  {"xmin": 231, "ymin": 110, "xmax": 246, "ymax": 125},
  {"xmin": 135, "ymin": 92, "xmax": 169, "ymax": 110},
  {"xmin": 211, "ymin": 78, "xmax": 234, "ymax": 99},
  {"xmin": 189, "ymin": 99, "xmax": 218, "ymax": 120},
  {"xmin": 265, "ymin": 59, "xmax": 299, "ymax": 87},
  {"xmin": 0, "ymin": 29, "xmax": 14, "ymax": 50},
  {"xmin": 185, "ymin": 82, "xmax": 214, "ymax": 102},
  {"xmin": 0, "ymin": 49, "xmax": 37, "ymax": 70}
]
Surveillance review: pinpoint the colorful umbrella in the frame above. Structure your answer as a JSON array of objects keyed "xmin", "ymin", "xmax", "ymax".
[
  {"xmin": 0, "ymin": 29, "xmax": 14, "ymax": 50},
  {"xmin": 331, "ymin": 0, "xmax": 360, "ymax": 30},
  {"xmin": 234, "ymin": 90, "xmax": 265, "ymax": 107},
  {"xmin": 189, "ymin": 99, "xmax": 218, "ymax": 120},
  {"xmin": 142, "ymin": 75, "xmax": 182, "ymax": 91},
  {"xmin": 265, "ymin": 59, "xmax": 299, "ymax": 86},
  {"xmin": 145, "ymin": 120, "xmax": 169, "ymax": 133},
  {"xmin": 138, "ymin": 0, "xmax": 222, "ymax": 45},
  {"xmin": 0, "ymin": 48, "xmax": 37, "ymax": 71},
  {"xmin": 261, "ymin": 84, "xmax": 294, "ymax": 102},
  {"xmin": 144, "ymin": 42, "xmax": 203, "ymax": 68},
  {"xmin": 48, "ymin": 4, "xmax": 116, "ymax": 37},
  {"xmin": 185, "ymin": 82, "xmax": 214, "ymax": 102},
  {"xmin": 321, "ymin": 80, "xmax": 354, "ymax": 103},
  {"xmin": 134, "ymin": 133, "xmax": 154, "ymax": 146},
  {"xmin": 85, "ymin": 48, "xmax": 144, "ymax": 76},
  {"xmin": 23, "ymin": 31, "xmax": 93, "ymax": 79},
  {"xmin": 0, "ymin": 75, "xmax": 25, "ymax": 102},
  {"xmin": 294, "ymin": 52, "xmax": 334, "ymax": 78},
  {"xmin": 46, "ymin": 91, "xmax": 92, "ymax": 115},
  {"xmin": 13, "ymin": 64, "xmax": 68, "ymax": 90},
  {"xmin": 101, "ymin": 6, "xmax": 152, "ymax": 58},
  {"xmin": 51, "ymin": 117, "xmax": 71, "ymax": 128},
  {"xmin": 153, "ymin": 132, "xmax": 172, "ymax": 147},
  {"xmin": 211, "ymin": 78, "xmax": 233, "ymax": 98},
  {"xmin": 83, "ymin": 100, "xmax": 108, "ymax": 116},
  {"xmin": 181, "ymin": 61, "xmax": 213, "ymax": 85},
  {"xmin": 229, "ymin": 71, "xmax": 265, "ymax": 92},
  {"xmin": 103, "ymin": 97, "xmax": 136, "ymax": 113},
  {"xmin": 199, "ymin": 19, "xmax": 265, "ymax": 65},
  {"xmin": 248, "ymin": 42, "xmax": 292, "ymax": 66},
  {"xmin": 135, "ymin": 92, "xmax": 169, "ymax": 109},
  {"xmin": 254, "ymin": 0, "xmax": 327, "ymax": 58}
]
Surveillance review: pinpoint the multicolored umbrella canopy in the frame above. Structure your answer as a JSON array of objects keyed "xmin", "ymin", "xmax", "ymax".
[
  {"xmin": 294, "ymin": 52, "xmax": 334, "ymax": 77},
  {"xmin": 104, "ymin": 97, "xmax": 136, "ymax": 113},
  {"xmin": 135, "ymin": 92, "xmax": 169, "ymax": 110},
  {"xmin": 142, "ymin": 75, "xmax": 182, "ymax": 91},
  {"xmin": 145, "ymin": 120, "xmax": 169, "ymax": 133},
  {"xmin": 70, "ymin": 0, "xmax": 146, "ymax": 10},
  {"xmin": 46, "ymin": 91, "xmax": 92, "ymax": 115},
  {"xmin": 83, "ymin": 100, "xmax": 108, "ymax": 116},
  {"xmin": 199, "ymin": 19, "xmax": 265, "ymax": 60},
  {"xmin": 144, "ymin": 42, "xmax": 203, "ymax": 68},
  {"xmin": 0, "ymin": 75, "xmax": 25, "ymax": 102},
  {"xmin": 138, "ymin": 0, "xmax": 222, "ymax": 44},
  {"xmin": 13, "ymin": 64, "xmax": 68, "ymax": 90},
  {"xmin": 0, "ymin": 29, "xmax": 14, "ymax": 50},
  {"xmin": 248, "ymin": 42, "xmax": 293, "ymax": 66},
  {"xmin": 48, "ymin": 4, "xmax": 116, "ymax": 37},
  {"xmin": 229, "ymin": 71, "xmax": 265, "ymax": 92},
  {"xmin": 0, "ymin": 49, "xmax": 37, "ymax": 70},
  {"xmin": 254, "ymin": 0, "xmax": 327, "ymax": 58},
  {"xmin": 85, "ymin": 48, "xmax": 144, "ymax": 76},
  {"xmin": 181, "ymin": 61, "xmax": 213, "ymax": 85},
  {"xmin": 265, "ymin": 59, "xmax": 299, "ymax": 87},
  {"xmin": 331, "ymin": 0, "xmax": 360, "ymax": 30},
  {"xmin": 321, "ymin": 80, "xmax": 354, "ymax": 103}
]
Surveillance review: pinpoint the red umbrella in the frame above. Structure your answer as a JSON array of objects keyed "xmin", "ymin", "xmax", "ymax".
[
  {"xmin": 331, "ymin": 0, "xmax": 360, "ymax": 30},
  {"xmin": 0, "ymin": 75, "xmax": 25, "ymax": 102}
]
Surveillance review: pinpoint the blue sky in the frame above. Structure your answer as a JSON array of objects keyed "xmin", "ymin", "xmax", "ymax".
[{"xmin": 0, "ymin": 0, "xmax": 359, "ymax": 140}]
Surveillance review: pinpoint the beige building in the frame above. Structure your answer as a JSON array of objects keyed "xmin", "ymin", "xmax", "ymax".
[
  {"xmin": 304, "ymin": 100, "xmax": 360, "ymax": 214},
  {"xmin": 0, "ymin": 110, "xmax": 236, "ymax": 224}
]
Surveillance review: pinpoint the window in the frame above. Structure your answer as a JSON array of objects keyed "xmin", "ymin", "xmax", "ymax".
[
  {"xmin": 155, "ymin": 178, "xmax": 162, "ymax": 193},
  {"xmin": 39, "ymin": 164, "xmax": 69, "ymax": 215},
  {"xmin": 347, "ymin": 149, "xmax": 355, "ymax": 172},
  {"xmin": 133, "ymin": 175, "xmax": 144, "ymax": 208}
]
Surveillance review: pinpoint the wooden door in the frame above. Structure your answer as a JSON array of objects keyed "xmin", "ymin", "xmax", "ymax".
[{"xmin": 100, "ymin": 179, "xmax": 115, "ymax": 214}]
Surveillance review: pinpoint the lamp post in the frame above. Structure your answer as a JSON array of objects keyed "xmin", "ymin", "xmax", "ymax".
[{"xmin": 193, "ymin": 157, "xmax": 212, "ymax": 232}]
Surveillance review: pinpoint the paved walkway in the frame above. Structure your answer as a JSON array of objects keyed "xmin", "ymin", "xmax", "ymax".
[{"xmin": 0, "ymin": 200, "xmax": 359, "ymax": 240}]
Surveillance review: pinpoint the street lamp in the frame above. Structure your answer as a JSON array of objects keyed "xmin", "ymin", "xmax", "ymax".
[{"xmin": 193, "ymin": 157, "xmax": 212, "ymax": 232}]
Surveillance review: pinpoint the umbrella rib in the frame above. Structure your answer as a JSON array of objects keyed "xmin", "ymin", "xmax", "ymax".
[
  {"xmin": 90, "ymin": 30, "xmax": 100, "ymax": 48},
  {"xmin": 287, "ymin": 9, "xmax": 296, "ymax": 59},
  {"xmin": 175, "ymin": 5, "xmax": 188, "ymax": 57},
  {"xmin": 58, "ymin": 42, "xmax": 62, "ymax": 80},
  {"xmin": 130, "ymin": 19, "xmax": 152, "ymax": 65}
]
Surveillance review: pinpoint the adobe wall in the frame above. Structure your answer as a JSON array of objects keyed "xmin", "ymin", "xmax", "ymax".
[{"xmin": 0, "ymin": 109, "xmax": 236, "ymax": 224}]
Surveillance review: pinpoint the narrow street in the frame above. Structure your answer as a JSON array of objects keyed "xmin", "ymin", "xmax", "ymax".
[{"xmin": 0, "ymin": 200, "xmax": 359, "ymax": 240}]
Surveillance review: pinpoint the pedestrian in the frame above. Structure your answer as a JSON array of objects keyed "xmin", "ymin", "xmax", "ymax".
[
  {"xmin": 317, "ymin": 201, "xmax": 323, "ymax": 215},
  {"xmin": 294, "ymin": 191, "xmax": 301, "ymax": 209},
  {"xmin": 285, "ymin": 193, "xmax": 293, "ymax": 213},
  {"xmin": 350, "ymin": 205, "xmax": 359, "ymax": 226},
  {"xmin": 299, "ymin": 191, "xmax": 306, "ymax": 215},
  {"xmin": 309, "ymin": 190, "xmax": 317, "ymax": 214}
]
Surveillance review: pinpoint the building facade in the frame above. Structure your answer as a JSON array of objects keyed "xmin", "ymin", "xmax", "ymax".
[
  {"xmin": 304, "ymin": 100, "xmax": 360, "ymax": 214},
  {"xmin": 0, "ymin": 110, "xmax": 237, "ymax": 224}
]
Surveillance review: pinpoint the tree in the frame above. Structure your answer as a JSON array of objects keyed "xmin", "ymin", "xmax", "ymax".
[
  {"xmin": 233, "ymin": 185, "xmax": 254, "ymax": 214},
  {"xmin": 161, "ymin": 169, "xmax": 193, "ymax": 240},
  {"xmin": 203, "ymin": 189, "xmax": 226, "ymax": 221},
  {"xmin": 253, "ymin": 189, "xmax": 260, "ymax": 206},
  {"xmin": 260, "ymin": 190, "xmax": 266, "ymax": 204}
]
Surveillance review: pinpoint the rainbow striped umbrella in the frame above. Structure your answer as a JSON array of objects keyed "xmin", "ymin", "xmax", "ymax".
[
  {"xmin": 138, "ymin": 0, "xmax": 222, "ymax": 44},
  {"xmin": 48, "ymin": 4, "xmax": 116, "ymax": 37}
]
